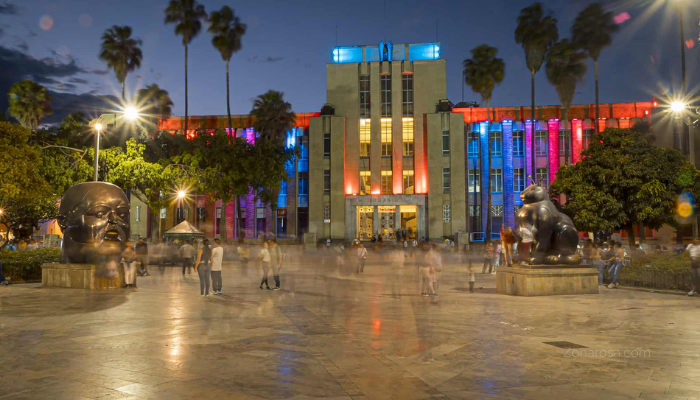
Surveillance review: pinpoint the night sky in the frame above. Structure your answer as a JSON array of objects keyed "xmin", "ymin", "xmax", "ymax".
[{"xmin": 1, "ymin": 0, "xmax": 699, "ymax": 123}]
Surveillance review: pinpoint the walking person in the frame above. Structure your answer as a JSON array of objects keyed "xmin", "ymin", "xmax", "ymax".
[
  {"xmin": 482, "ymin": 242, "xmax": 495, "ymax": 274},
  {"xmin": 194, "ymin": 239, "xmax": 212, "ymax": 296},
  {"xmin": 686, "ymin": 238, "xmax": 700, "ymax": 296},
  {"xmin": 269, "ymin": 239, "xmax": 283, "ymax": 290},
  {"xmin": 428, "ymin": 245, "xmax": 443, "ymax": 295},
  {"xmin": 179, "ymin": 240, "xmax": 195, "ymax": 275},
  {"xmin": 211, "ymin": 239, "xmax": 224, "ymax": 295},
  {"xmin": 519, "ymin": 225, "xmax": 534, "ymax": 264},
  {"xmin": 419, "ymin": 249, "xmax": 435, "ymax": 297},
  {"xmin": 122, "ymin": 241, "xmax": 137, "ymax": 288},
  {"xmin": 500, "ymin": 226, "xmax": 516, "ymax": 266},
  {"xmin": 259, "ymin": 242, "xmax": 271, "ymax": 290},
  {"xmin": 606, "ymin": 242, "xmax": 625, "ymax": 289},
  {"xmin": 356, "ymin": 243, "xmax": 368, "ymax": 273},
  {"xmin": 135, "ymin": 238, "xmax": 150, "ymax": 276}
]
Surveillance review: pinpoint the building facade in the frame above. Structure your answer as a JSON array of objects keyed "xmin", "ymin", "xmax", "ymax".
[{"xmin": 131, "ymin": 41, "xmax": 693, "ymax": 243}]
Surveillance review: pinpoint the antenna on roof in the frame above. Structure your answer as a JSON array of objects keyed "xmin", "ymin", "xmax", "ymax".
[
  {"xmin": 436, "ymin": 19, "xmax": 438, "ymax": 42},
  {"xmin": 335, "ymin": 25, "xmax": 338, "ymax": 48},
  {"xmin": 384, "ymin": 0, "xmax": 387, "ymax": 42}
]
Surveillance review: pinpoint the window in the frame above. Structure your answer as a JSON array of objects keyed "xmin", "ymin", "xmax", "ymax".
[
  {"xmin": 535, "ymin": 130, "xmax": 548, "ymax": 156},
  {"xmin": 176, "ymin": 207, "xmax": 188, "ymax": 224},
  {"xmin": 197, "ymin": 208, "xmax": 206, "ymax": 222},
  {"xmin": 490, "ymin": 131, "xmax": 502, "ymax": 156},
  {"xmin": 559, "ymin": 132, "xmax": 571, "ymax": 157},
  {"xmin": 443, "ymin": 168, "xmax": 451, "ymax": 194},
  {"xmin": 381, "ymin": 170, "xmax": 392, "ymax": 194},
  {"xmin": 443, "ymin": 204, "xmax": 451, "ymax": 222},
  {"xmin": 323, "ymin": 170, "xmax": 330, "ymax": 195},
  {"xmin": 215, "ymin": 207, "xmax": 222, "ymax": 235},
  {"xmin": 514, "ymin": 168, "xmax": 525, "ymax": 192},
  {"xmin": 403, "ymin": 170, "xmax": 414, "ymax": 194},
  {"xmin": 468, "ymin": 169, "xmax": 480, "ymax": 193},
  {"xmin": 402, "ymin": 118, "xmax": 414, "ymax": 156},
  {"xmin": 402, "ymin": 74, "xmax": 413, "ymax": 116},
  {"xmin": 492, "ymin": 205, "xmax": 503, "ymax": 217},
  {"xmin": 513, "ymin": 130, "xmax": 524, "ymax": 156},
  {"xmin": 381, "ymin": 74, "xmax": 391, "ymax": 117},
  {"xmin": 323, "ymin": 206, "xmax": 330, "ymax": 223},
  {"xmin": 360, "ymin": 171, "xmax": 371, "ymax": 195},
  {"xmin": 381, "ymin": 118, "xmax": 392, "ymax": 157},
  {"xmin": 360, "ymin": 119, "xmax": 371, "ymax": 157},
  {"xmin": 537, "ymin": 167, "xmax": 548, "ymax": 187},
  {"xmin": 492, "ymin": 205, "xmax": 504, "ymax": 236},
  {"xmin": 491, "ymin": 168, "xmax": 503, "ymax": 192},
  {"xmin": 323, "ymin": 133, "xmax": 330, "ymax": 157},
  {"xmin": 135, "ymin": 205, "xmax": 141, "ymax": 222},
  {"xmin": 360, "ymin": 75, "xmax": 370, "ymax": 118},
  {"xmin": 299, "ymin": 171, "xmax": 309, "ymax": 195},
  {"xmin": 469, "ymin": 205, "xmax": 481, "ymax": 217},
  {"xmin": 442, "ymin": 130, "xmax": 450, "ymax": 156},
  {"xmin": 582, "ymin": 129, "xmax": 594, "ymax": 150},
  {"xmin": 160, "ymin": 208, "xmax": 166, "ymax": 219},
  {"xmin": 468, "ymin": 131, "xmax": 479, "ymax": 158}
]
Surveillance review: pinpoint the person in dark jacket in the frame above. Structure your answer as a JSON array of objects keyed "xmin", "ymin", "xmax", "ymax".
[{"xmin": 135, "ymin": 238, "xmax": 150, "ymax": 276}]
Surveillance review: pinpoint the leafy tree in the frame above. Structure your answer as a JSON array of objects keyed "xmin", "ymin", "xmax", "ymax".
[
  {"xmin": 99, "ymin": 25, "xmax": 143, "ymax": 101},
  {"xmin": 515, "ymin": 2, "xmax": 558, "ymax": 182},
  {"xmin": 8, "ymin": 80, "xmax": 52, "ymax": 132},
  {"xmin": 463, "ymin": 44, "xmax": 505, "ymax": 242},
  {"xmin": 545, "ymin": 39, "xmax": 587, "ymax": 165},
  {"xmin": 551, "ymin": 128, "xmax": 692, "ymax": 247},
  {"xmin": 208, "ymin": 6, "xmax": 246, "ymax": 133},
  {"xmin": 572, "ymin": 3, "xmax": 619, "ymax": 135},
  {"xmin": 0, "ymin": 195, "xmax": 59, "ymax": 248},
  {"xmin": 136, "ymin": 83, "xmax": 174, "ymax": 131},
  {"xmin": 0, "ymin": 122, "xmax": 49, "ymax": 201},
  {"xmin": 164, "ymin": 0, "xmax": 207, "ymax": 135},
  {"xmin": 251, "ymin": 90, "xmax": 296, "ymax": 237}
]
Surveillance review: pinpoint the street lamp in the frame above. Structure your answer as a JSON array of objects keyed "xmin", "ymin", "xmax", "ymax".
[
  {"xmin": 93, "ymin": 106, "xmax": 140, "ymax": 182},
  {"xmin": 124, "ymin": 106, "xmax": 139, "ymax": 121},
  {"xmin": 177, "ymin": 190, "xmax": 186, "ymax": 199},
  {"xmin": 671, "ymin": 101, "xmax": 686, "ymax": 113},
  {"xmin": 93, "ymin": 123, "xmax": 102, "ymax": 181}
]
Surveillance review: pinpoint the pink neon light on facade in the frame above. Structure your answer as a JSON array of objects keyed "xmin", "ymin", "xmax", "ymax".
[
  {"xmin": 548, "ymin": 119, "xmax": 559, "ymax": 184},
  {"xmin": 525, "ymin": 120, "xmax": 533, "ymax": 180},
  {"xmin": 572, "ymin": 120, "xmax": 583, "ymax": 164},
  {"xmin": 245, "ymin": 127, "xmax": 255, "ymax": 144}
]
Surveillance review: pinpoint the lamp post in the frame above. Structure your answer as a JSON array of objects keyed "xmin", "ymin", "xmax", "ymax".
[
  {"xmin": 672, "ymin": 101, "xmax": 699, "ymax": 237},
  {"xmin": 94, "ymin": 106, "xmax": 139, "ymax": 182}
]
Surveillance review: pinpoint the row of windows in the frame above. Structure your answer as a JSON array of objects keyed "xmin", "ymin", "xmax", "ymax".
[
  {"xmin": 361, "ymin": 74, "xmax": 414, "ymax": 119},
  {"xmin": 359, "ymin": 118, "xmax": 415, "ymax": 158},
  {"xmin": 468, "ymin": 168, "xmax": 549, "ymax": 193},
  {"xmin": 467, "ymin": 129, "xmax": 593, "ymax": 158},
  {"xmin": 358, "ymin": 170, "xmax": 416, "ymax": 195}
]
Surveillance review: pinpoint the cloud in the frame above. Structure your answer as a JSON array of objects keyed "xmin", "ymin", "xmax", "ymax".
[
  {"xmin": 12, "ymin": 36, "xmax": 28, "ymax": 52},
  {"xmin": 68, "ymin": 77, "xmax": 88, "ymax": 84},
  {"xmin": 0, "ymin": 2, "xmax": 18, "ymax": 15},
  {"xmin": 22, "ymin": 23, "xmax": 36, "ymax": 37},
  {"xmin": 247, "ymin": 55, "xmax": 284, "ymax": 63}
]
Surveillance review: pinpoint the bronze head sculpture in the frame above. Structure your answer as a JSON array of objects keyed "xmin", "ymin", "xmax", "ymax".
[
  {"xmin": 516, "ymin": 183, "xmax": 580, "ymax": 265},
  {"xmin": 58, "ymin": 182, "xmax": 130, "ymax": 263}
]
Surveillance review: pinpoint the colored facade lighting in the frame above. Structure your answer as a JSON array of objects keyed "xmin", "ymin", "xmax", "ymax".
[
  {"xmin": 572, "ymin": 119, "xmax": 583, "ymax": 164},
  {"xmin": 332, "ymin": 46, "xmax": 363, "ymax": 63},
  {"xmin": 524, "ymin": 120, "xmax": 533, "ymax": 181},
  {"xmin": 502, "ymin": 120, "xmax": 515, "ymax": 229},
  {"xmin": 479, "ymin": 121, "xmax": 489, "ymax": 232},
  {"xmin": 409, "ymin": 43, "xmax": 440, "ymax": 61},
  {"xmin": 548, "ymin": 119, "xmax": 559, "ymax": 184}
]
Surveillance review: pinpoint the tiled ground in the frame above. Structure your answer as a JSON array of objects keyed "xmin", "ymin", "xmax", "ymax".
[{"xmin": 2, "ymin": 249, "xmax": 700, "ymax": 399}]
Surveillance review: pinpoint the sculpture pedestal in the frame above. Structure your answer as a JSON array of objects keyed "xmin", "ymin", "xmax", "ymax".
[
  {"xmin": 41, "ymin": 263, "xmax": 125, "ymax": 290},
  {"xmin": 496, "ymin": 265, "xmax": 598, "ymax": 296}
]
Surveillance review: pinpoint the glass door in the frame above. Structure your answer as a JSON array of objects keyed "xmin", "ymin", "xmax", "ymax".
[
  {"xmin": 357, "ymin": 206, "xmax": 374, "ymax": 240},
  {"xmin": 378, "ymin": 206, "xmax": 396, "ymax": 240}
]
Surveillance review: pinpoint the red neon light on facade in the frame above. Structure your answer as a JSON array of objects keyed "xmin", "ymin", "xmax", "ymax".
[
  {"xmin": 548, "ymin": 119, "xmax": 559, "ymax": 184},
  {"xmin": 572, "ymin": 119, "xmax": 583, "ymax": 164}
]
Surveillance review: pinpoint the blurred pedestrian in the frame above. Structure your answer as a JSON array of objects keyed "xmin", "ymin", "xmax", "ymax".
[
  {"xmin": 419, "ymin": 252, "xmax": 435, "ymax": 297},
  {"xmin": 482, "ymin": 242, "xmax": 496, "ymax": 274},
  {"xmin": 269, "ymin": 239, "xmax": 283, "ymax": 290},
  {"xmin": 179, "ymin": 240, "xmax": 195, "ymax": 275},
  {"xmin": 500, "ymin": 226, "xmax": 516, "ymax": 266},
  {"xmin": 135, "ymin": 238, "xmax": 149, "ymax": 276},
  {"xmin": 122, "ymin": 241, "xmax": 137, "ymax": 288},
  {"xmin": 356, "ymin": 243, "xmax": 367, "ymax": 273},
  {"xmin": 259, "ymin": 241, "xmax": 271, "ymax": 290},
  {"xmin": 211, "ymin": 239, "xmax": 224, "ymax": 295},
  {"xmin": 686, "ymin": 238, "xmax": 700, "ymax": 296},
  {"xmin": 519, "ymin": 225, "xmax": 534, "ymax": 264},
  {"xmin": 26, "ymin": 240, "xmax": 39, "ymax": 251},
  {"xmin": 468, "ymin": 262, "xmax": 476, "ymax": 293},
  {"xmin": 606, "ymin": 242, "xmax": 624, "ymax": 289},
  {"xmin": 428, "ymin": 245, "xmax": 442, "ymax": 295},
  {"xmin": 194, "ymin": 239, "xmax": 212, "ymax": 296}
]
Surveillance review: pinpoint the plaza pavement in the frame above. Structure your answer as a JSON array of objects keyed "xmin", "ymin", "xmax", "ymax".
[{"xmin": 1, "ymin": 250, "xmax": 700, "ymax": 400}]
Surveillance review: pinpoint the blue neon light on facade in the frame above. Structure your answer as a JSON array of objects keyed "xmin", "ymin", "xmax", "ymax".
[
  {"xmin": 502, "ymin": 120, "xmax": 515, "ymax": 229},
  {"xmin": 332, "ymin": 43, "xmax": 440, "ymax": 63},
  {"xmin": 409, "ymin": 43, "xmax": 440, "ymax": 61},
  {"xmin": 479, "ymin": 121, "xmax": 489, "ymax": 234},
  {"xmin": 286, "ymin": 128, "xmax": 297, "ymax": 149},
  {"xmin": 332, "ymin": 46, "xmax": 363, "ymax": 63}
]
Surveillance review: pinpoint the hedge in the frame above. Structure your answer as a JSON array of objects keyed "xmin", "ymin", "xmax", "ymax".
[
  {"xmin": 0, "ymin": 248, "xmax": 60, "ymax": 282},
  {"xmin": 617, "ymin": 252, "xmax": 692, "ymax": 292}
]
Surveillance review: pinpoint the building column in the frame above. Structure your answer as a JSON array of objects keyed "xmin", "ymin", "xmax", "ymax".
[
  {"xmin": 503, "ymin": 120, "xmax": 514, "ymax": 229},
  {"xmin": 479, "ymin": 122, "xmax": 489, "ymax": 236},
  {"xmin": 373, "ymin": 205, "xmax": 379, "ymax": 238},
  {"xmin": 395, "ymin": 205, "xmax": 401, "ymax": 237},
  {"xmin": 548, "ymin": 119, "xmax": 560, "ymax": 184},
  {"xmin": 525, "ymin": 119, "xmax": 534, "ymax": 183},
  {"xmin": 572, "ymin": 119, "xmax": 583, "ymax": 164}
]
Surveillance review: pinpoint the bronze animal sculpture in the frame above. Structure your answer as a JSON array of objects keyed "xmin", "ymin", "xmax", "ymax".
[
  {"xmin": 57, "ymin": 182, "xmax": 130, "ymax": 263},
  {"xmin": 516, "ymin": 184, "xmax": 580, "ymax": 264}
]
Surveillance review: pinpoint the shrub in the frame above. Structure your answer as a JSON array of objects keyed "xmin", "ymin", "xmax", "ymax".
[
  {"xmin": 618, "ymin": 252, "xmax": 691, "ymax": 291},
  {"xmin": 0, "ymin": 247, "xmax": 60, "ymax": 282}
]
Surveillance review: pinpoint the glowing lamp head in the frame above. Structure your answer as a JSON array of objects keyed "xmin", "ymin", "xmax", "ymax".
[
  {"xmin": 177, "ymin": 190, "xmax": 186, "ymax": 199},
  {"xmin": 671, "ymin": 102, "xmax": 686, "ymax": 113},
  {"xmin": 124, "ymin": 106, "xmax": 139, "ymax": 121},
  {"xmin": 94, "ymin": 123, "xmax": 103, "ymax": 131}
]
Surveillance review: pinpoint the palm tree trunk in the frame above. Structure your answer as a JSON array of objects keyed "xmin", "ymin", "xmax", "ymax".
[
  {"xmin": 530, "ymin": 69, "xmax": 536, "ymax": 184},
  {"xmin": 563, "ymin": 107, "xmax": 570, "ymax": 166},
  {"xmin": 184, "ymin": 44, "xmax": 189, "ymax": 135},
  {"xmin": 226, "ymin": 60, "xmax": 232, "ymax": 133},
  {"xmin": 237, "ymin": 195, "xmax": 244, "ymax": 241},
  {"xmin": 486, "ymin": 100, "xmax": 492, "ymax": 243},
  {"xmin": 594, "ymin": 60, "xmax": 599, "ymax": 135},
  {"xmin": 121, "ymin": 82, "xmax": 126, "ymax": 102}
]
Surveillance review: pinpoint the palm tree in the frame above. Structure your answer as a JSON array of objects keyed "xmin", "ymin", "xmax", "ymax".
[
  {"xmin": 164, "ymin": 0, "xmax": 206, "ymax": 135},
  {"xmin": 515, "ymin": 2, "xmax": 558, "ymax": 184},
  {"xmin": 8, "ymin": 80, "xmax": 52, "ymax": 132},
  {"xmin": 572, "ymin": 3, "xmax": 619, "ymax": 135},
  {"xmin": 136, "ymin": 83, "xmax": 174, "ymax": 130},
  {"xmin": 545, "ymin": 39, "xmax": 587, "ymax": 166},
  {"xmin": 464, "ymin": 45, "xmax": 505, "ymax": 243},
  {"xmin": 208, "ymin": 6, "xmax": 246, "ymax": 133},
  {"xmin": 251, "ymin": 90, "xmax": 296, "ymax": 239},
  {"xmin": 99, "ymin": 26, "xmax": 143, "ymax": 101}
]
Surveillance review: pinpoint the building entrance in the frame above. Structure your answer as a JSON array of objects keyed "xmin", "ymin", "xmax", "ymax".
[
  {"xmin": 357, "ymin": 206, "xmax": 373, "ymax": 240},
  {"xmin": 400, "ymin": 205, "xmax": 417, "ymax": 240},
  {"xmin": 378, "ymin": 206, "xmax": 396, "ymax": 240}
]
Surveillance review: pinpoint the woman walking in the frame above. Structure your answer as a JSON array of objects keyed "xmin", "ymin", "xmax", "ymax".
[
  {"xmin": 194, "ymin": 239, "xmax": 212, "ymax": 296},
  {"xmin": 259, "ymin": 242, "xmax": 271, "ymax": 290},
  {"xmin": 122, "ymin": 241, "xmax": 137, "ymax": 288}
]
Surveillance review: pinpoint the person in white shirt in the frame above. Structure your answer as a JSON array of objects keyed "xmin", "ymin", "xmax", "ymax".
[
  {"xmin": 519, "ymin": 225, "xmax": 534, "ymax": 264},
  {"xmin": 210, "ymin": 239, "xmax": 224, "ymax": 295},
  {"xmin": 259, "ymin": 242, "xmax": 271, "ymax": 290},
  {"xmin": 686, "ymin": 238, "xmax": 700, "ymax": 296},
  {"xmin": 356, "ymin": 243, "xmax": 368, "ymax": 273}
]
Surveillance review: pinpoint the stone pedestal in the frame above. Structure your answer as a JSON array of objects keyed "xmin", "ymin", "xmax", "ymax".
[
  {"xmin": 496, "ymin": 265, "xmax": 598, "ymax": 296},
  {"xmin": 41, "ymin": 263, "xmax": 125, "ymax": 290}
]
